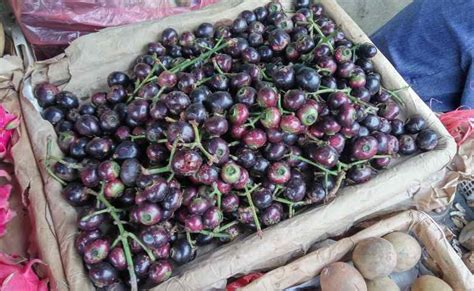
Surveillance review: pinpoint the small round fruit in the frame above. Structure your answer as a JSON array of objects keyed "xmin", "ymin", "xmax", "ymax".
[
  {"xmin": 405, "ymin": 115, "xmax": 426, "ymax": 134},
  {"xmin": 416, "ymin": 129, "xmax": 438, "ymax": 151},
  {"xmin": 320, "ymin": 262, "xmax": 367, "ymax": 291},
  {"xmin": 83, "ymin": 238, "xmax": 110, "ymax": 265},
  {"xmin": 243, "ymin": 129, "xmax": 267, "ymax": 149},
  {"xmin": 366, "ymin": 277, "xmax": 400, "ymax": 291},
  {"xmin": 221, "ymin": 162, "xmax": 242, "ymax": 184},
  {"xmin": 267, "ymin": 162, "xmax": 291, "ymax": 184},
  {"xmin": 399, "ymin": 135, "xmax": 417, "ymax": 155},
  {"xmin": 170, "ymin": 238, "xmax": 195, "ymax": 265},
  {"xmin": 148, "ymin": 260, "xmax": 173, "ymax": 285},
  {"xmin": 411, "ymin": 275, "xmax": 452, "ymax": 291},
  {"xmin": 383, "ymin": 232, "xmax": 422, "ymax": 272},
  {"xmin": 352, "ymin": 237, "xmax": 397, "ymax": 280},
  {"xmin": 88, "ymin": 262, "xmax": 118, "ymax": 288}
]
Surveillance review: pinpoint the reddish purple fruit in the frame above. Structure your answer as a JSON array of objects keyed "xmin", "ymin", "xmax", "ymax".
[
  {"xmin": 351, "ymin": 136, "xmax": 378, "ymax": 160},
  {"xmin": 243, "ymin": 129, "xmax": 267, "ymax": 149},
  {"xmin": 260, "ymin": 107, "xmax": 281, "ymax": 129},
  {"xmin": 108, "ymin": 247, "xmax": 127, "ymax": 271},
  {"xmin": 267, "ymin": 162, "xmax": 291, "ymax": 184},
  {"xmin": 83, "ymin": 238, "xmax": 110, "ymax": 265},
  {"xmin": 148, "ymin": 260, "xmax": 173, "ymax": 285}
]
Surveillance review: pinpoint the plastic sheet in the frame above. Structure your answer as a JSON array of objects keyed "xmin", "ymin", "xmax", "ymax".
[{"xmin": 9, "ymin": 0, "xmax": 218, "ymax": 60}]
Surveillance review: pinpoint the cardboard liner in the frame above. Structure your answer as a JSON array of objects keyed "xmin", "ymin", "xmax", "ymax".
[
  {"xmin": 0, "ymin": 55, "xmax": 67, "ymax": 289},
  {"xmin": 243, "ymin": 210, "xmax": 474, "ymax": 291},
  {"xmin": 19, "ymin": 0, "xmax": 457, "ymax": 290}
]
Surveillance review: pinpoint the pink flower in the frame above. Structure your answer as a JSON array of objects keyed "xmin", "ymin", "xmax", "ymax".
[
  {"xmin": 0, "ymin": 253, "xmax": 48, "ymax": 291},
  {"xmin": 0, "ymin": 105, "xmax": 19, "ymax": 160}
]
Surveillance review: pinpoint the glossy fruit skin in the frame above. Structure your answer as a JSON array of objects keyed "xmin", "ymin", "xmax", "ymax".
[
  {"xmin": 416, "ymin": 129, "xmax": 438, "ymax": 151},
  {"xmin": 244, "ymin": 129, "xmax": 267, "ymax": 149},
  {"xmin": 206, "ymin": 91, "xmax": 234, "ymax": 114},
  {"xmin": 171, "ymin": 149, "xmax": 203, "ymax": 176},
  {"xmin": 283, "ymin": 89, "xmax": 306, "ymax": 111},
  {"xmin": 205, "ymin": 137, "xmax": 230, "ymax": 165},
  {"xmin": 88, "ymin": 262, "xmax": 118, "ymax": 288},
  {"xmin": 78, "ymin": 208, "xmax": 105, "ymax": 231},
  {"xmin": 202, "ymin": 206, "xmax": 223, "ymax": 229},
  {"xmin": 283, "ymin": 177, "xmax": 306, "ymax": 202},
  {"xmin": 131, "ymin": 203, "xmax": 163, "ymax": 226},
  {"xmin": 75, "ymin": 114, "xmax": 101, "ymax": 137},
  {"xmin": 272, "ymin": 65, "xmax": 295, "ymax": 90},
  {"xmin": 351, "ymin": 136, "xmax": 378, "ymax": 160},
  {"xmin": 62, "ymin": 182, "xmax": 90, "ymax": 207},
  {"xmin": 204, "ymin": 116, "xmax": 229, "ymax": 136},
  {"xmin": 399, "ymin": 134, "xmax": 417, "ymax": 155},
  {"xmin": 229, "ymin": 103, "xmax": 249, "ymax": 125},
  {"xmin": 221, "ymin": 162, "xmax": 242, "ymax": 184},
  {"xmin": 391, "ymin": 119, "xmax": 405, "ymax": 136},
  {"xmin": 139, "ymin": 225, "xmax": 170, "ymax": 249},
  {"xmin": 347, "ymin": 166, "xmax": 373, "ymax": 184},
  {"xmin": 357, "ymin": 43, "xmax": 378, "ymax": 58},
  {"xmin": 236, "ymin": 86, "xmax": 257, "ymax": 106},
  {"xmin": 188, "ymin": 197, "xmax": 211, "ymax": 215},
  {"xmin": 261, "ymin": 203, "xmax": 283, "ymax": 226},
  {"xmin": 107, "ymin": 71, "xmax": 130, "ymax": 87},
  {"xmin": 371, "ymin": 157, "xmax": 391, "ymax": 169},
  {"xmin": 325, "ymin": 133, "xmax": 346, "ymax": 154},
  {"xmin": 280, "ymin": 115, "xmax": 304, "ymax": 134},
  {"xmin": 267, "ymin": 162, "xmax": 291, "ymax": 184},
  {"xmin": 222, "ymin": 193, "xmax": 240, "ymax": 213},
  {"xmin": 263, "ymin": 142, "xmax": 287, "ymax": 161},
  {"xmin": 405, "ymin": 115, "xmax": 426, "ymax": 134},
  {"xmin": 184, "ymin": 214, "xmax": 204, "ymax": 232},
  {"xmin": 42, "ymin": 106, "xmax": 65, "ymax": 125},
  {"xmin": 236, "ymin": 147, "xmax": 257, "ymax": 169},
  {"xmin": 260, "ymin": 107, "xmax": 281, "ymax": 129},
  {"xmin": 307, "ymin": 182, "xmax": 326, "ymax": 204},
  {"xmin": 308, "ymin": 145, "xmax": 339, "ymax": 168},
  {"xmin": 83, "ymin": 238, "xmax": 110, "ymax": 265},
  {"xmin": 133, "ymin": 253, "xmax": 152, "ymax": 278},
  {"xmin": 34, "ymin": 83, "xmax": 59, "ymax": 107},
  {"xmin": 148, "ymin": 260, "xmax": 173, "ymax": 285},
  {"xmin": 378, "ymin": 101, "xmax": 400, "ymax": 120},
  {"xmin": 171, "ymin": 239, "xmax": 195, "ymax": 265},
  {"xmin": 257, "ymin": 87, "xmax": 279, "ymax": 107}
]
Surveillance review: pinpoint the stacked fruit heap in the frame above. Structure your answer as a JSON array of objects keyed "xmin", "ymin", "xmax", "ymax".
[
  {"xmin": 320, "ymin": 232, "xmax": 453, "ymax": 291},
  {"xmin": 33, "ymin": 0, "xmax": 439, "ymax": 289}
]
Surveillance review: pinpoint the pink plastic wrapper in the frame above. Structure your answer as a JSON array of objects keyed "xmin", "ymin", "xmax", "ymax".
[{"xmin": 9, "ymin": 0, "xmax": 219, "ymax": 60}]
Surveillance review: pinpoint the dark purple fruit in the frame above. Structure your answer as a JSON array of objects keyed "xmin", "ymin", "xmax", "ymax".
[
  {"xmin": 143, "ymin": 178, "xmax": 169, "ymax": 203},
  {"xmin": 371, "ymin": 157, "xmax": 391, "ymax": 169},
  {"xmin": 184, "ymin": 103, "xmax": 208, "ymax": 124},
  {"xmin": 52, "ymin": 159, "xmax": 78, "ymax": 182},
  {"xmin": 153, "ymin": 243, "xmax": 171, "ymax": 259},
  {"xmin": 399, "ymin": 134, "xmax": 417, "ymax": 155},
  {"xmin": 347, "ymin": 166, "xmax": 373, "ymax": 184},
  {"xmin": 202, "ymin": 206, "xmax": 223, "ymax": 229},
  {"xmin": 205, "ymin": 91, "xmax": 233, "ymax": 114},
  {"xmin": 351, "ymin": 136, "xmax": 378, "ymax": 160},
  {"xmin": 320, "ymin": 116, "xmax": 341, "ymax": 136},
  {"xmin": 171, "ymin": 149, "xmax": 202, "ymax": 176},
  {"xmin": 235, "ymin": 86, "xmax": 256, "ymax": 106},
  {"xmin": 307, "ymin": 182, "xmax": 326, "ymax": 204},
  {"xmin": 205, "ymin": 137, "xmax": 230, "ymax": 165},
  {"xmin": 162, "ymin": 188, "xmax": 183, "ymax": 211},
  {"xmin": 34, "ymin": 83, "xmax": 59, "ymax": 107},
  {"xmin": 252, "ymin": 188, "xmax": 273, "ymax": 209},
  {"xmin": 337, "ymin": 61, "xmax": 355, "ymax": 78},
  {"xmin": 107, "ymin": 71, "xmax": 130, "ymax": 87},
  {"xmin": 75, "ymin": 114, "xmax": 100, "ymax": 137},
  {"xmin": 131, "ymin": 203, "xmax": 163, "ymax": 226},
  {"xmin": 55, "ymin": 91, "xmax": 79, "ymax": 109},
  {"xmin": 88, "ymin": 262, "xmax": 118, "ymax": 288},
  {"xmin": 139, "ymin": 225, "xmax": 170, "ymax": 249},
  {"xmin": 361, "ymin": 114, "xmax": 381, "ymax": 132},
  {"xmin": 97, "ymin": 160, "xmax": 120, "ymax": 181},
  {"xmin": 325, "ymin": 133, "xmax": 346, "ymax": 154},
  {"xmin": 170, "ymin": 239, "xmax": 195, "ymax": 265},
  {"xmin": 244, "ymin": 129, "xmax": 267, "ymax": 149},
  {"xmin": 271, "ymin": 65, "xmax": 295, "ymax": 90},
  {"xmin": 416, "ymin": 129, "xmax": 438, "ymax": 151},
  {"xmin": 42, "ymin": 106, "xmax": 65, "ymax": 125},
  {"xmin": 119, "ymin": 158, "xmax": 140, "ymax": 186},
  {"xmin": 229, "ymin": 103, "xmax": 250, "ymax": 125},
  {"xmin": 357, "ymin": 43, "xmax": 378, "ymax": 58},
  {"xmin": 188, "ymin": 197, "xmax": 211, "ymax": 215},
  {"xmin": 378, "ymin": 101, "xmax": 400, "ymax": 120},
  {"xmin": 62, "ymin": 182, "xmax": 90, "ymax": 206},
  {"xmin": 280, "ymin": 115, "xmax": 304, "ymax": 134},
  {"xmin": 78, "ymin": 208, "xmax": 105, "ymax": 231},
  {"xmin": 83, "ymin": 238, "xmax": 110, "ymax": 265},
  {"xmin": 236, "ymin": 147, "xmax": 257, "ymax": 169},
  {"xmin": 257, "ymin": 87, "xmax": 278, "ymax": 107},
  {"xmin": 204, "ymin": 115, "xmax": 229, "ymax": 136},
  {"xmin": 106, "ymin": 85, "xmax": 127, "ymax": 104},
  {"xmin": 148, "ymin": 260, "xmax": 173, "ymax": 285},
  {"xmin": 76, "ymin": 230, "xmax": 101, "ymax": 255},
  {"xmin": 222, "ymin": 193, "xmax": 240, "ymax": 213},
  {"xmin": 263, "ymin": 142, "xmax": 287, "ymax": 161},
  {"xmin": 133, "ymin": 253, "xmax": 152, "ymax": 278},
  {"xmin": 166, "ymin": 121, "xmax": 195, "ymax": 144},
  {"xmin": 161, "ymin": 28, "xmax": 178, "ymax": 46},
  {"xmin": 261, "ymin": 203, "xmax": 283, "ymax": 226},
  {"xmin": 307, "ymin": 144, "xmax": 340, "ymax": 169},
  {"xmin": 195, "ymin": 164, "xmax": 219, "ymax": 185},
  {"xmin": 283, "ymin": 89, "xmax": 306, "ymax": 111},
  {"xmin": 391, "ymin": 119, "xmax": 405, "ymax": 136},
  {"xmin": 405, "ymin": 115, "xmax": 426, "ymax": 134},
  {"xmin": 108, "ymin": 247, "xmax": 127, "ymax": 271}
]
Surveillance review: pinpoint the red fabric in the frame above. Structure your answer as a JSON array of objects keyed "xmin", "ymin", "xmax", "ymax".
[
  {"xmin": 226, "ymin": 273, "xmax": 264, "ymax": 291},
  {"xmin": 9, "ymin": 0, "xmax": 219, "ymax": 60},
  {"xmin": 439, "ymin": 109, "xmax": 474, "ymax": 146}
]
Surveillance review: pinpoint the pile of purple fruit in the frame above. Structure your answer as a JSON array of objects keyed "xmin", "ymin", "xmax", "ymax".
[{"xmin": 34, "ymin": 0, "xmax": 439, "ymax": 289}]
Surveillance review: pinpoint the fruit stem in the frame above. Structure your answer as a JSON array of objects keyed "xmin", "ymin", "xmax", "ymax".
[
  {"xmin": 338, "ymin": 154, "xmax": 392, "ymax": 169},
  {"xmin": 272, "ymin": 185, "xmax": 283, "ymax": 198},
  {"xmin": 243, "ymin": 184, "xmax": 262, "ymax": 237},
  {"xmin": 130, "ymin": 134, "xmax": 146, "ymax": 141},
  {"xmin": 189, "ymin": 122, "xmax": 218, "ymax": 163},
  {"xmin": 126, "ymin": 232, "xmax": 156, "ymax": 261},
  {"xmin": 217, "ymin": 220, "xmax": 238, "ymax": 232},
  {"xmin": 169, "ymin": 38, "xmax": 228, "ymax": 74},
  {"xmin": 347, "ymin": 94, "xmax": 378, "ymax": 112},
  {"xmin": 383, "ymin": 87, "xmax": 408, "ymax": 106},
  {"xmin": 211, "ymin": 183, "xmax": 222, "ymax": 209},
  {"xmin": 144, "ymin": 138, "xmax": 179, "ymax": 175},
  {"xmin": 81, "ymin": 208, "xmax": 112, "ymax": 221},
  {"xmin": 45, "ymin": 137, "xmax": 67, "ymax": 186},
  {"xmin": 197, "ymin": 230, "xmax": 230, "ymax": 239},
  {"xmin": 325, "ymin": 171, "xmax": 346, "ymax": 203},
  {"xmin": 186, "ymin": 232, "xmax": 196, "ymax": 249},
  {"xmin": 313, "ymin": 88, "xmax": 351, "ymax": 95},
  {"xmin": 95, "ymin": 183, "xmax": 138, "ymax": 291},
  {"xmin": 291, "ymin": 155, "xmax": 338, "ymax": 176},
  {"xmin": 151, "ymin": 86, "xmax": 166, "ymax": 104},
  {"xmin": 132, "ymin": 63, "xmax": 158, "ymax": 95}
]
